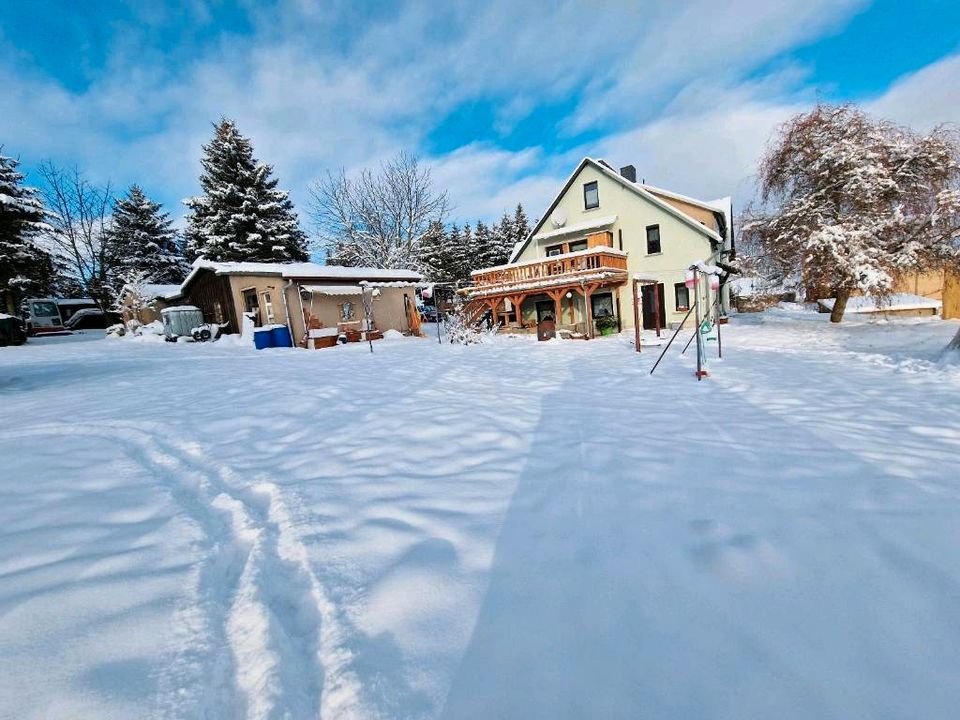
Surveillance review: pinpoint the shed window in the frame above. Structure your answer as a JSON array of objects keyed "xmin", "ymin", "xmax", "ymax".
[
  {"xmin": 675, "ymin": 282, "xmax": 690, "ymax": 311},
  {"xmin": 262, "ymin": 292, "xmax": 275, "ymax": 324},
  {"xmin": 646, "ymin": 224, "xmax": 661, "ymax": 254},
  {"xmin": 584, "ymin": 181, "xmax": 599, "ymax": 210}
]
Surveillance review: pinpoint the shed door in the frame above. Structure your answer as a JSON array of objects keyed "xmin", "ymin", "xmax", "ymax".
[{"xmin": 242, "ymin": 289, "xmax": 260, "ymax": 325}]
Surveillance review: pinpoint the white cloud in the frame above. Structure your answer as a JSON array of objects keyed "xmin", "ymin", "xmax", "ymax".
[
  {"xmin": 0, "ymin": 0, "xmax": 956, "ymax": 235},
  {"xmin": 867, "ymin": 53, "xmax": 960, "ymax": 130}
]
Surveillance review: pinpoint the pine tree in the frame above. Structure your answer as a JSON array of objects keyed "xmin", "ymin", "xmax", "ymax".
[
  {"xmin": 492, "ymin": 211, "xmax": 516, "ymax": 266},
  {"xmin": 419, "ymin": 219, "xmax": 455, "ymax": 283},
  {"xmin": 184, "ymin": 119, "xmax": 309, "ymax": 263},
  {"xmin": 0, "ymin": 152, "xmax": 54, "ymax": 312},
  {"xmin": 512, "ymin": 203, "xmax": 530, "ymax": 250},
  {"xmin": 473, "ymin": 220, "xmax": 498, "ymax": 270},
  {"xmin": 105, "ymin": 185, "xmax": 186, "ymax": 287}
]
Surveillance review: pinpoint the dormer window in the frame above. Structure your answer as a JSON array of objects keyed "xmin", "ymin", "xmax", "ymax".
[{"xmin": 583, "ymin": 181, "xmax": 599, "ymax": 210}]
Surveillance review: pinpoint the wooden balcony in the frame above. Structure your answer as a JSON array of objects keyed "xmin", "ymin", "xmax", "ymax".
[{"xmin": 465, "ymin": 247, "xmax": 629, "ymax": 299}]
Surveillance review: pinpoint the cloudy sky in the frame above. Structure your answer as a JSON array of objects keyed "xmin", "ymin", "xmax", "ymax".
[{"xmin": 2, "ymin": 0, "xmax": 958, "ymax": 235}]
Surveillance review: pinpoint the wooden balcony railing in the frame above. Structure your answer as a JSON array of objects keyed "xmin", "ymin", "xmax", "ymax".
[{"xmin": 469, "ymin": 248, "xmax": 628, "ymax": 290}]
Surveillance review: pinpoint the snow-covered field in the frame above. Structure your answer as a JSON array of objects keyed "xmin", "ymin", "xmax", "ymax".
[{"xmin": 2, "ymin": 309, "xmax": 960, "ymax": 719}]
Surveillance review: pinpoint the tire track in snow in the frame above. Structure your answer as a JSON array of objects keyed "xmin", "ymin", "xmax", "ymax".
[{"xmin": 6, "ymin": 421, "xmax": 364, "ymax": 719}]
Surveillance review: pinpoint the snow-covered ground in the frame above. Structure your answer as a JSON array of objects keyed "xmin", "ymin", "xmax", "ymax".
[{"xmin": 2, "ymin": 308, "xmax": 960, "ymax": 719}]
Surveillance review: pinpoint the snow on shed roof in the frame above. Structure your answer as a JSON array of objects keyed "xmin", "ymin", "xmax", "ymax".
[
  {"xmin": 301, "ymin": 284, "xmax": 364, "ymax": 296},
  {"xmin": 134, "ymin": 283, "xmax": 182, "ymax": 300},
  {"xmin": 181, "ymin": 259, "xmax": 421, "ymax": 291}
]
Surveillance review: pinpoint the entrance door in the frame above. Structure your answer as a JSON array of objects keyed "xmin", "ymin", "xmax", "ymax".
[
  {"xmin": 535, "ymin": 300, "xmax": 556, "ymax": 323},
  {"xmin": 641, "ymin": 283, "xmax": 666, "ymax": 331}
]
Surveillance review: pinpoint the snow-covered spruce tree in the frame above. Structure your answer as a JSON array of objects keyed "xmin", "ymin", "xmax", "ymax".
[
  {"xmin": 745, "ymin": 104, "xmax": 960, "ymax": 322},
  {"xmin": 512, "ymin": 203, "xmax": 531, "ymax": 249},
  {"xmin": 419, "ymin": 219, "xmax": 457, "ymax": 284},
  {"xmin": 0, "ymin": 152, "xmax": 55, "ymax": 312},
  {"xmin": 184, "ymin": 119, "xmax": 309, "ymax": 263},
  {"xmin": 310, "ymin": 151, "xmax": 447, "ymax": 269},
  {"xmin": 105, "ymin": 185, "xmax": 186, "ymax": 288}
]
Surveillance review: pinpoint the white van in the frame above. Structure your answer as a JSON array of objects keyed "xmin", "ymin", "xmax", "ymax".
[{"xmin": 22, "ymin": 297, "xmax": 98, "ymax": 334}]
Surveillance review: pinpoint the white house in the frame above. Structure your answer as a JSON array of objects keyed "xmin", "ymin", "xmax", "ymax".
[{"xmin": 462, "ymin": 157, "xmax": 733, "ymax": 335}]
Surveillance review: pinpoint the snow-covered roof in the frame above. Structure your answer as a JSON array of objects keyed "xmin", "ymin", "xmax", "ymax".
[
  {"xmin": 467, "ymin": 270, "xmax": 627, "ymax": 298},
  {"xmin": 533, "ymin": 215, "xmax": 618, "ymax": 242},
  {"xmin": 301, "ymin": 284, "xmax": 364, "ymax": 296},
  {"xmin": 55, "ymin": 298, "xmax": 96, "ymax": 305},
  {"xmin": 134, "ymin": 283, "xmax": 182, "ymax": 300},
  {"xmin": 817, "ymin": 294, "xmax": 943, "ymax": 314},
  {"xmin": 181, "ymin": 258, "xmax": 421, "ymax": 292},
  {"xmin": 472, "ymin": 245, "xmax": 627, "ymax": 276}
]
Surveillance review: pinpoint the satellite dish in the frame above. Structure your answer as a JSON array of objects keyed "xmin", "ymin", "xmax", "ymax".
[{"xmin": 551, "ymin": 212, "xmax": 566, "ymax": 228}]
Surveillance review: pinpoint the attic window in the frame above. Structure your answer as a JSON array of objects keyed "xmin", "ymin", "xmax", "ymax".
[
  {"xmin": 646, "ymin": 224, "xmax": 661, "ymax": 254},
  {"xmin": 584, "ymin": 181, "xmax": 599, "ymax": 210}
]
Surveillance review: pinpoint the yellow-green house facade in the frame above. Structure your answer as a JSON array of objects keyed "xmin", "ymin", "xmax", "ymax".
[{"xmin": 464, "ymin": 158, "xmax": 733, "ymax": 335}]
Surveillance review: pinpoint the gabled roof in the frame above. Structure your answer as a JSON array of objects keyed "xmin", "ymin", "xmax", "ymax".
[
  {"xmin": 510, "ymin": 157, "xmax": 723, "ymax": 262},
  {"xmin": 180, "ymin": 258, "xmax": 421, "ymax": 293}
]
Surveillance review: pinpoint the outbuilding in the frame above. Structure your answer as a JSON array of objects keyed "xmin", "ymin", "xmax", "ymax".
[{"xmin": 176, "ymin": 259, "xmax": 422, "ymax": 346}]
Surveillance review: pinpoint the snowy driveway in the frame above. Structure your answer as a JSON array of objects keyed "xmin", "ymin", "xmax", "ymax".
[{"xmin": 1, "ymin": 314, "xmax": 959, "ymax": 719}]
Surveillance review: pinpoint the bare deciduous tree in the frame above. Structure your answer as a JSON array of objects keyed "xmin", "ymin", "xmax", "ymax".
[
  {"xmin": 744, "ymin": 104, "xmax": 960, "ymax": 322},
  {"xmin": 38, "ymin": 162, "xmax": 116, "ymax": 307},
  {"xmin": 309, "ymin": 152, "xmax": 448, "ymax": 269}
]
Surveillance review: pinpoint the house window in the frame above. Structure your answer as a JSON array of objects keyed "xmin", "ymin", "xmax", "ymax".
[
  {"xmin": 546, "ymin": 244, "xmax": 563, "ymax": 257},
  {"xmin": 646, "ymin": 224, "xmax": 661, "ymax": 254},
  {"xmin": 569, "ymin": 240, "xmax": 588, "ymax": 253},
  {"xmin": 262, "ymin": 292, "xmax": 275, "ymax": 324},
  {"xmin": 675, "ymin": 282, "xmax": 690, "ymax": 311},
  {"xmin": 591, "ymin": 292, "xmax": 614, "ymax": 318},
  {"xmin": 584, "ymin": 181, "xmax": 599, "ymax": 210},
  {"xmin": 340, "ymin": 301, "xmax": 355, "ymax": 321}
]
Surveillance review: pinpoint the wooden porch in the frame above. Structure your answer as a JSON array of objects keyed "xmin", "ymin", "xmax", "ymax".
[{"xmin": 460, "ymin": 248, "xmax": 629, "ymax": 337}]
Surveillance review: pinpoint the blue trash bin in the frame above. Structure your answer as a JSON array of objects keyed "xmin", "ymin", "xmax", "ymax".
[
  {"xmin": 254, "ymin": 328, "xmax": 274, "ymax": 350},
  {"xmin": 270, "ymin": 325, "xmax": 293, "ymax": 348}
]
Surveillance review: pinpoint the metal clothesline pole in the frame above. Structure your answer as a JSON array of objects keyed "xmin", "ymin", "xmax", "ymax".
[{"xmin": 649, "ymin": 303, "xmax": 696, "ymax": 375}]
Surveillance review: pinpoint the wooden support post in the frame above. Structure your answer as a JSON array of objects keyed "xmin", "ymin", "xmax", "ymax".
[
  {"xmin": 654, "ymin": 283, "xmax": 662, "ymax": 338},
  {"xmin": 632, "ymin": 278, "xmax": 641, "ymax": 353},
  {"xmin": 584, "ymin": 283, "xmax": 598, "ymax": 339},
  {"xmin": 491, "ymin": 298, "xmax": 499, "ymax": 326},
  {"xmin": 545, "ymin": 289, "xmax": 565, "ymax": 324},
  {"xmin": 509, "ymin": 295, "xmax": 526, "ymax": 326}
]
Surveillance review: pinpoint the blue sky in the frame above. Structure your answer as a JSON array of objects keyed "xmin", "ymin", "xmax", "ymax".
[{"xmin": 2, "ymin": 0, "xmax": 958, "ymax": 231}]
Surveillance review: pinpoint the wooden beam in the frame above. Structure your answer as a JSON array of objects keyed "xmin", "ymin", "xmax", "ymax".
[
  {"xmin": 633, "ymin": 278, "xmax": 641, "ymax": 353},
  {"xmin": 584, "ymin": 283, "xmax": 600, "ymax": 339}
]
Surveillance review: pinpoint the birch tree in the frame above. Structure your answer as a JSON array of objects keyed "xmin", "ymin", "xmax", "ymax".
[
  {"xmin": 310, "ymin": 152, "xmax": 448, "ymax": 269},
  {"xmin": 38, "ymin": 162, "xmax": 116, "ymax": 308}
]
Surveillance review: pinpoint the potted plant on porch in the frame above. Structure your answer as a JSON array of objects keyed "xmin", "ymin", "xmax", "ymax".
[{"xmin": 595, "ymin": 315, "xmax": 619, "ymax": 336}]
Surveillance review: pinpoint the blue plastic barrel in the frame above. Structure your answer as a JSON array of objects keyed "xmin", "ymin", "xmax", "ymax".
[
  {"xmin": 254, "ymin": 328, "xmax": 274, "ymax": 350},
  {"xmin": 270, "ymin": 325, "xmax": 293, "ymax": 348}
]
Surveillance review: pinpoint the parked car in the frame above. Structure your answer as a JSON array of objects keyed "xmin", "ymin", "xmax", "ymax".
[
  {"xmin": 21, "ymin": 297, "xmax": 98, "ymax": 334},
  {"xmin": 419, "ymin": 304, "xmax": 443, "ymax": 323},
  {"xmin": 63, "ymin": 308, "xmax": 122, "ymax": 330}
]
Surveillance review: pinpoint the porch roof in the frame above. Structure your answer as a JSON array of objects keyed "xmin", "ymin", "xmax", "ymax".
[{"xmin": 466, "ymin": 270, "xmax": 627, "ymax": 299}]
